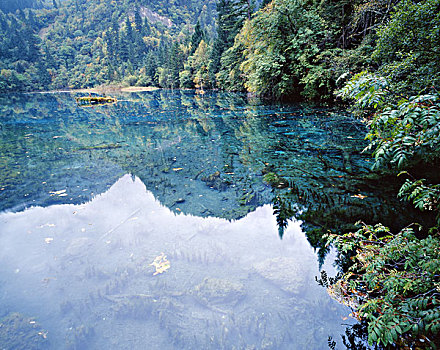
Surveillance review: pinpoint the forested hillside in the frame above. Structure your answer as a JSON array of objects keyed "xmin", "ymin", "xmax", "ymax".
[
  {"xmin": 0, "ymin": 0, "xmax": 217, "ymax": 91},
  {"xmin": 2, "ymin": 0, "xmax": 438, "ymax": 100},
  {"xmin": 0, "ymin": 0, "xmax": 42, "ymax": 13}
]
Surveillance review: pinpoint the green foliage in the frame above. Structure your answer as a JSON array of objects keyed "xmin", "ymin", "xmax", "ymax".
[
  {"xmin": 328, "ymin": 223, "xmax": 440, "ymax": 348},
  {"xmin": 181, "ymin": 40, "xmax": 211, "ymax": 90},
  {"xmin": 0, "ymin": 0, "xmax": 438, "ymax": 104},
  {"xmin": 189, "ymin": 21, "xmax": 205, "ymax": 54},
  {"xmin": 0, "ymin": 0, "xmax": 217, "ymax": 91},
  {"xmin": 335, "ymin": 9, "xmax": 440, "ymax": 343},
  {"xmin": 209, "ymin": 0, "xmax": 255, "ymax": 89},
  {"xmin": 373, "ymin": 0, "xmax": 440, "ymax": 95},
  {"xmin": 366, "ymin": 94, "xmax": 440, "ymax": 170},
  {"xmin": 0, "ymin": 8, "xmax": 50, "ymax": 92},
  {"xmin": 213, "ymin": 0, "xmax": 404, "ymax": 100},
  {"xmin": 235, "ymin": 0, "xmax": 331, "ymax": 99},
  {"xmin": 0, "ymin": 0, "xmax": 40, "ymax": 13},
  {"xmin": 338, "ymin": 71, "xmax": 389, "ymax": 113},
  {"xmin": 179, "ymin": 69, "xmax": 193, "ymax": 89},
  {"xmin": 338, "ymin": 0, "xmax": 440, "ymax": 101},
  {"xmin": 215, "ymin": 0, "xmax": 394, "ymax": 100},
  {"xmin": 399, "ymin": 177, "xmax": 440, "ymax": 227},
  {"xmin": 216, "ymin": 35, "xmax": 246, "ymax": 91},
  {"xmin": 340, "ymin": 72, "xmax": 440, "ymax": 170}
]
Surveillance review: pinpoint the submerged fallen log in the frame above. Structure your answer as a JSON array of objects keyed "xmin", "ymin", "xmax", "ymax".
[{"xmin": 75, "ymin": 96, "xmax": 117, "ymax": 106}]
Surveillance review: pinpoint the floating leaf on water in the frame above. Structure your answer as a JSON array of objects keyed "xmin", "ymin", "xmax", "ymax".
[
  {"xmin": 38, "ymin": 331, "xmax": 48, "ymax": 339},
  {"xmin": 49, "ymin": 189, "xmax": 66, "ymax": 196},
  {"xmin": 50, "ymin": 189, "xmax": 66, "ymax": 194},
  {"xmin": 149, "ymin": 252, "xmax": 170, "ymax": 276},
  {"xmin": 351, "ymin": 194, "xmax": 367, "ymax": 199}
]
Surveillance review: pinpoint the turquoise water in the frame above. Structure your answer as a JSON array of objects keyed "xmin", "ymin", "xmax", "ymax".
[{"xmin": 0, "ymin": 90, "xmax": 411, "ymax": 349}]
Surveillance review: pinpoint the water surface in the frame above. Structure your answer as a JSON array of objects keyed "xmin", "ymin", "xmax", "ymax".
[{"xmin": 0, "ymin": 91, "xmax": 410, "ymax": 349}]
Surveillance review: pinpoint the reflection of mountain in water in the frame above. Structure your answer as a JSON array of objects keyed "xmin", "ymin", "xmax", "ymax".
[
  {"xmin": 1, "ymin": 91, "xmax": 424, "ymax": 348},
  {"xmin": 0, "ymin": 91, "xmax": 423, "ymax": 246},
  {"xmin": 0, "ymin": 174, "xmax": 353, "ymax": 350}
]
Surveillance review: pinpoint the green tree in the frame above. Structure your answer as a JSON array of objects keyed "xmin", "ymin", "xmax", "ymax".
[
  {"xmin": 209, "ymin": 0, "xmax": 239, "ymax": 86},
  {"xmin": 216, "ymin": 36, "xmax": 246, "ymax": 91},
  {"xmin": 190, "ymin": 21, "xmax": 204, "ymax": 54},
  {"xmin": 373, "ymin": 0, "xmax": 440, "ymax": 95},
  {"xmin": 332, "ymin": 3, "xmax": 440, "ymax": 341},
  {"xmin": 134, "ymin": 8, "xmax": 143, "ymax": 32},
  {"xmin": 238, "ymin": 0, "xmax": 330, "ymax": 99},
  {"xmin": 191, "ymin": 39, "xmax": 211, "ymax": 91}
]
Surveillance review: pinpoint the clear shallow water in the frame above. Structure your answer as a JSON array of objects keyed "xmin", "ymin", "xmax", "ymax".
[
  {"xmin": 0, "ymin": 90, "xmax": 411, "ymax": 349},
  {"xmin": 0, "ymin": 90, "xmax": 371, "ymax": 218}
]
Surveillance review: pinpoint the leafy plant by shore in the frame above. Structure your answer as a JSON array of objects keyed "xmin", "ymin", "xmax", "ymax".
[
  {"xmin": 330, "ymin": 2, "xmax": 440, "ymax": 342},
  {"xmin": 328, "ymin": 223, "xmax": 440, "ymax": 348}
]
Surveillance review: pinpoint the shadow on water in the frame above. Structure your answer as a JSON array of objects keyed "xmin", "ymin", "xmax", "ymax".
[{"xmin": 0, "ymin": 90, "xmax": 421, "ymax": 349}]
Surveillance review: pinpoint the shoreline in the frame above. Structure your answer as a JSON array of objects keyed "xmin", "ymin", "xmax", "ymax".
[
  {"xmin": 78, "ymin": 86, "xmax": 160, "ymax": 93},
  {"xmin": 25, "ymin": 86, "xmax": 160, "ymax": 94}
]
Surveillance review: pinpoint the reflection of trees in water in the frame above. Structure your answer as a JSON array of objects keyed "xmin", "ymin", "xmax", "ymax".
[
  {"xmin": 267, "ymin": 167, "xmax": 427, "ymax": 264},
  {"xmin": 0, "ymin": 91, "xmax": 268, "ymax": 216},
  {"xmin": 330, "ymin": 321, "xmax": 381, "ymax": 350},
  {"xmin": 1, "ymin": 90, "xmax": 420, "ymax": 240},
  {"xmin": 2, "ymin": 91, "xmax": 412, "ymax": 349}
]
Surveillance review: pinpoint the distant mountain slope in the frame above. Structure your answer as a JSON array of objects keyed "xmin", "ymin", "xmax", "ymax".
[
  {"xmin": 0, "ymin": 0, "xmax": 42, "ymax": 13},
  {"xmin": 0, "ymin": 0, "xmax": 217, "ymax": 91}
]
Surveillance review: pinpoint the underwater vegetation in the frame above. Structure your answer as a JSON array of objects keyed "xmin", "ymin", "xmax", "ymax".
[{"xmin": 0, "ymin": 313, "xmax": 48, "ymax": 350}]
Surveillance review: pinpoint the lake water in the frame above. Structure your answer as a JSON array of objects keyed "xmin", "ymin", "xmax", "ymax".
[{"xmin": 0, "ymin": 91, "xmax": 413, "ymax": 349}]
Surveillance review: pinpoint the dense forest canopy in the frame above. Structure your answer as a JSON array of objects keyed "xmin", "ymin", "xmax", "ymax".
[
  {"xmin": 1, "ymin": 0, "xmax": 438, "ymax": 100},
  {"xmin": 0, "ymin": 0, "xmax": 42, "ymax": 13}
]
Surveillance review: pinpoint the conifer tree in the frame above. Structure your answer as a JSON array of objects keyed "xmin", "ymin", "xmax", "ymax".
[
  {"xmin": 190, "ymin": 21, "xmax": 204, "ymax": 54},
  {"xmin": 143, "ymin": 17, "xmax": 151, "ymax": 36},
  {"xmin": 134, "ymin": 8, "xmax": 143, "ymax": 32},
  {"xmin": 209, "ymin": 0, "xmax": 246, "ymax": 86},
  {"xmin": 125, "ymin": 16, "xmax": 133, "ymax": 40}
]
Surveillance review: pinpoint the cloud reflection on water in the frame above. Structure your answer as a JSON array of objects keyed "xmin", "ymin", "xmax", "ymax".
[{"xmin": 0, "ymin": 174, "xmax": 353, "ymax": 349}]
